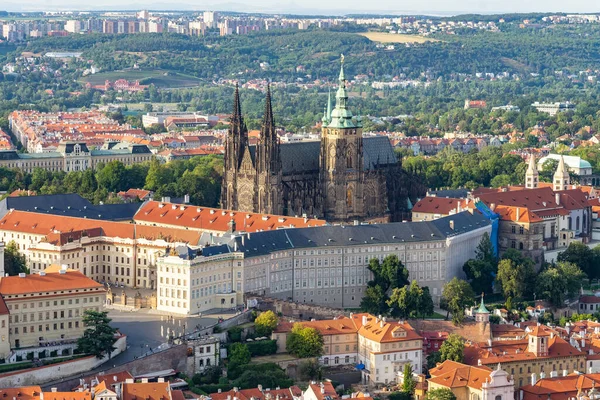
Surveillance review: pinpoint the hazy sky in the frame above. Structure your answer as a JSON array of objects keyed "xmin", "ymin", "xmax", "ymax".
[{"xmin": 4, "ymin": 0, "xmax": 600, "ymax": 14}]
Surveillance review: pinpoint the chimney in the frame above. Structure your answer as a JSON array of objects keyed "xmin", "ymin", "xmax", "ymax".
[
  {"xmin": 51, "ymin": 388, "xmax": 58, "ymax": 393},
  {"xmin": 531, "ymin": 373, "xmax": 537, "ymax": 386},
  {"xmin": 18, "ymin": 272, "xmax": 26, "ymax": 278},
  {"xmin": 555, "ymin": 193, "xmax": 560, "ymax": 205},
  {"xmin": 141, "ymin": 378, "xmax": 148, "ymax": 383},
  {"xmin": 380, "ymin": 320, "xmax": 384, "ymax": 328},
  {"xmin": 449, "ymin": 220, "xmax": 454, "ymax": 230},
  {"xmin": 516, "ymin": 207, "xmax": 520, "ymax": 221},
  {"xmin": 550, "ymin": 371, "xmax": 557, "ymax": 378},
  {"xmin": 362, "ymin": 316, "xmax": 367, "ymax": 326},
  {"xmin": 184, "ymin": 194, "xmax": 190, "ymax": 204},
  {"xmin": 540, "ymin": 372, "xmax": 546, "ymax": 379},
  {"xmin": 157, "ymin": 378, "xmax": 164, "ymax": 383},
  {"xmin": 582, "ymin": 338, "xmax": 585, "ymax": 348},
  {"xmin": 563, "ymin": 370, "xmax": 568, "ymax": 377},
  {"xmin": 39, "ymin": 271, "xmax": 46, "ymax": 276},
  {"xmin": 258, "ymin": 385, "xmax": 263, "ymax": 392}
]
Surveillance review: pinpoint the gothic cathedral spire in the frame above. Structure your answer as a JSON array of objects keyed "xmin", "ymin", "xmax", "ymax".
[
  {"xmin": 226, "ymin": 83, "xmax": 248, "ymax": 170},
  {"xmin": 257, "ymin": 84, "xmax": 280, "ymax": 173}
]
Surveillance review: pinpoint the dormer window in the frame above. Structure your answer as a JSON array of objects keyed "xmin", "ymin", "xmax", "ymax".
[{"xmin": 74, "ymin": 144, "xmax": 81, "ymax": 155}]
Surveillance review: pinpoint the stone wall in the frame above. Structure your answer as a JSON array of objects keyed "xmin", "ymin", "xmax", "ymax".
[
  {"xmin": 256, "ymin": 297, "xmax": 346, "ymax": 320},
  {"xmin": 46, "ymin": 344, "xmax": 189, "ymax": 391},
  {"xmin": 0, "ymin": 335, "xmax": 127, "ymax": 388}
]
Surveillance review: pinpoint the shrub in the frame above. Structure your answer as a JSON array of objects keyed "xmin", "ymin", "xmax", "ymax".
[
  {"xmin": 228, "ymin": 327, "xmax": 243, "ymax": 343},
  {"xmin": 246, "ymin": 340, "xmax": 277, "ymax": 357}
]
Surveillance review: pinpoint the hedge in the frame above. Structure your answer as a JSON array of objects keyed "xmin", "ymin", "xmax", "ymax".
[{"xmin": 246, "ymin": 340, "xmax": 277, "ymax": 357}]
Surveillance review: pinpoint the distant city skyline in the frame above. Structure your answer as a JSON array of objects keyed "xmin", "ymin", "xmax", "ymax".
[{"xmin": 2, "ymin": 0, "xmax": 600, "ymax": 15}]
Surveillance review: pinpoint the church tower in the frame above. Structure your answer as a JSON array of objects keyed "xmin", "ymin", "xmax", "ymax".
[
  {"xmin": 255, "ymin": 85, "xmax": 283, "ymax": 215},
  {"xmin": 221, "ymin": 84, "xmax": 252, "ymax": 211},
  {"xmin": 553, "ymin": 155, "xmax": 570, "ymax": 191},
  {"xmin": 525, "ymin": 155, "xmax": 539, "ymax": 189},
  {"xmin": 319, "ymin": 55, "xmax": 365, "ymax": 222}
]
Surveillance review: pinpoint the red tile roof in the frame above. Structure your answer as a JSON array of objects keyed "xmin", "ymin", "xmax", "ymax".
[
  {"xmin": 428, "ymin": 360, "xmax": 492, "ymax": 390},
  {"xmin": 412, "ymin": 197, "xmax": 467, "ymax": 215},
  {"xmin": 121, "ymin": 382, "xmax": 170, "ymax": 400},
  {"xmin": 520, "ymin": 373, "xmax": 600, "ymax": 400},
  {"xmin": 0, "ymin": 386, "xmax": 42, "ymax": 400},
  {"xmin": 0, "ymin": 270, "xmax": 104, "ymax": 295},
  {"xmin": 0, "ymin": 210, "xmax": 202, "ymax": 245},
  {"xmin": 134, "ymin": 201, "xmax": 326, "ymax": 234}
]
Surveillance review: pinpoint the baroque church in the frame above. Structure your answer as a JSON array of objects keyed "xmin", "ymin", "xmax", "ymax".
[{"xmin": 221, "ymin": 58, "xmax": 423, "ymax": 223}]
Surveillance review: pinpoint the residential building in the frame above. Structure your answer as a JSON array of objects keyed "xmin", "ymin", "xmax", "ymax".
[
  {"xmin": 304, "ymin": 382, "xmax": 339, "ymax": 400},
  {"xmin": 0, "ymin": 267, "xmax": 105, "ymax": 351},
  {"xmin": 355, "ymin": 313, "xmax": 423, "ymax": 385},
  {"xmin": 188, "ymin": 336, "xmax": 220, "ymax": 374},
  {"xmin": 209, "ymin": 384, "xmax": 303, "ymax": 400},
  {"xmin": 579, "ymin": 295, "xmax": 600, "ymax": 313},
  {"xmin": 519, "ymin": 372, "xmax": 600, "ymax": 400},
  {"xmin": 0, "ymin": 141, "xmax": 152, "ymax": 173},
  {"xmin": 463, "ymin": 325, "xmax": 586, "ymax": 389},
  {"xmin": 532, "ymin": 101, "xmax": 575, "ymax": 116},
  {"xmin": 272, "ymin": 313, "xmax": 423, "ymax": 386},
  {"xmin": 272, "ymin": 316, "xmax": 359, "ymax": 365},
  {"xmin": 428, "ymin": 361, "xmax": 514, "ymax": 400}
]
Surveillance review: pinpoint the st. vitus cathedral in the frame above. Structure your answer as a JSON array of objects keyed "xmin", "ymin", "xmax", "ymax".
[{"xmin": 221, "ymin": 57, "xmax": 423, "ymax": 223}]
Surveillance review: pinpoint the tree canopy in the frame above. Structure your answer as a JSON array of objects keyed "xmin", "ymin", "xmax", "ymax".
[
  {"xmin": 254, "ymin": 310, "xmax": 278, "ymax": 337},
  {"xmin": 4, "ymin": 240, "xmax": 27, "ymax": 276},
  {"xmin": 76, "ymin": 310, "xmax": 117, "ymax": 358},
  {"xmin": 286, "ymin": 323, "xmax": 324, "ymax": 358},
  {"xmin": 442, "ymin": 278, "xmax": 475, "ymax": 325},
  {"xmin": 440, "ymin": 334, "xmax": 465, "ymax": 363}
]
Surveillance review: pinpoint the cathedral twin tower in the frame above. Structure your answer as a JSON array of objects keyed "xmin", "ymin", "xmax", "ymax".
[
  {"xmin": 221, "ymin": 57, "xmax": 410, "ymax": 223},
  {"xmin": 221, "ymin": 83, "xmax": 283, "ymax": 216}
]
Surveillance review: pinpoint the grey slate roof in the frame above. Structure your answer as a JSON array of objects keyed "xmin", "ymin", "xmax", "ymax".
[
  {"xmin": 197, "ymin": 211, "xmax": 490, "ymax": 259},
  {"xmin": 0, "ymin": 194, "xmax": 141, "ymax": 221},
  {"xmin": 276, "ymin": 136, "xmax": 398, "ymax": 175}
]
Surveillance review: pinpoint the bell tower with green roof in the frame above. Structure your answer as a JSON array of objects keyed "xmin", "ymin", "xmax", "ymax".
[
  {"xmin": 319, "ymin": 55, "xmax": 365, "ymax": 222},
  {"xmin": 475, "ymin": 293, "xmax": 490, "ymax": 323}
]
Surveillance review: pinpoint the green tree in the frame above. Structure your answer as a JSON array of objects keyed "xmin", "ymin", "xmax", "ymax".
[
  {"xmin": 95, "ymin": 160, "xmax": 126, "ymax": 192},
  {"xmin": 426, "ymin": 388, "xmax": 457, "ymax": 400},
  {"xmin": 145, "ymin": 157, "xmax": 173, "ymax": 191},
  {"xmin": 4, "ymin": 240, "xmax": 27, "ymax": 276},
  {"xmin": 557, "ymin": 242, "xmax": 599, "ymax": 279},
  {"xmin": 536, "ymin": 262, "xmax": 585, "ymax": 306},
  {"xmin": 462, "ymin": 233, "xmax": 497, "ymax": 295},
  {"xmin": 388, "ymin": 280, "xmax": 434, "ymax": 319},
  {"xmin": 361, "ymin": 285, "xmax": 388, "ymax": 315},
  {"xmin": 442, "ymin": 278, "xmax": 475, "ymax": 325},
  {"xmin": 426, "ymin": 351, "xmax": 442, "ymax": 370},
  {"xmin": 401, "ymin": 363, "xmax": 416, "ymax": 395},
  {"xmin": 228, "ymin": 342, "xmax": 251, "ymax": 366},
  {"xmin": 76, "ymin": 310, "xmax": 117, "ymax": 358},
  {"xmin": 440, "ymin": 334, "xmax": 464, "ymax": 363},
  {"xmin": 255, "ymin": 310, "xmax": 278, "ymax": 337},
  {"xmin": 299, "ymin": 359, "xmax": 322, "ymax": 381},
  {"xmin": 286, "ymin": 323, "xmax": 324, "ymax": 358},
  {"xmin": 496, "ymin": 255, "xmax": 536, "ymax": 301}
]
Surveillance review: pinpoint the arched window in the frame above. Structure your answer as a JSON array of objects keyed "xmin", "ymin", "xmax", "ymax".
[
  {"xmin": 347, "ymin": 151, "xmax": 353, "ymax": 168},
  {"xmin": 495, "ymin": 396, "xmax": 502, "ymax": 400},
  {"xmin": 324, "ymin": 357, "xmax": 329, "ymax": 365},
  {"xmin": 519, "ymin": 242, "xmax": 524, "ymax": 250}
]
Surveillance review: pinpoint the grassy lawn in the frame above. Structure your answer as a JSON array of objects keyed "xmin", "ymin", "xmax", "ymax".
[
  {"xmin": 427, "ymin": 312, "xmax": 446, "ymax": 320},
  {"xmin": 80, "ymin": 69, "xmax": 201, "ymax": 88},
  {"xmin": 358, "ymin": 32, "xmax": 439, "ymax": 44}
]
